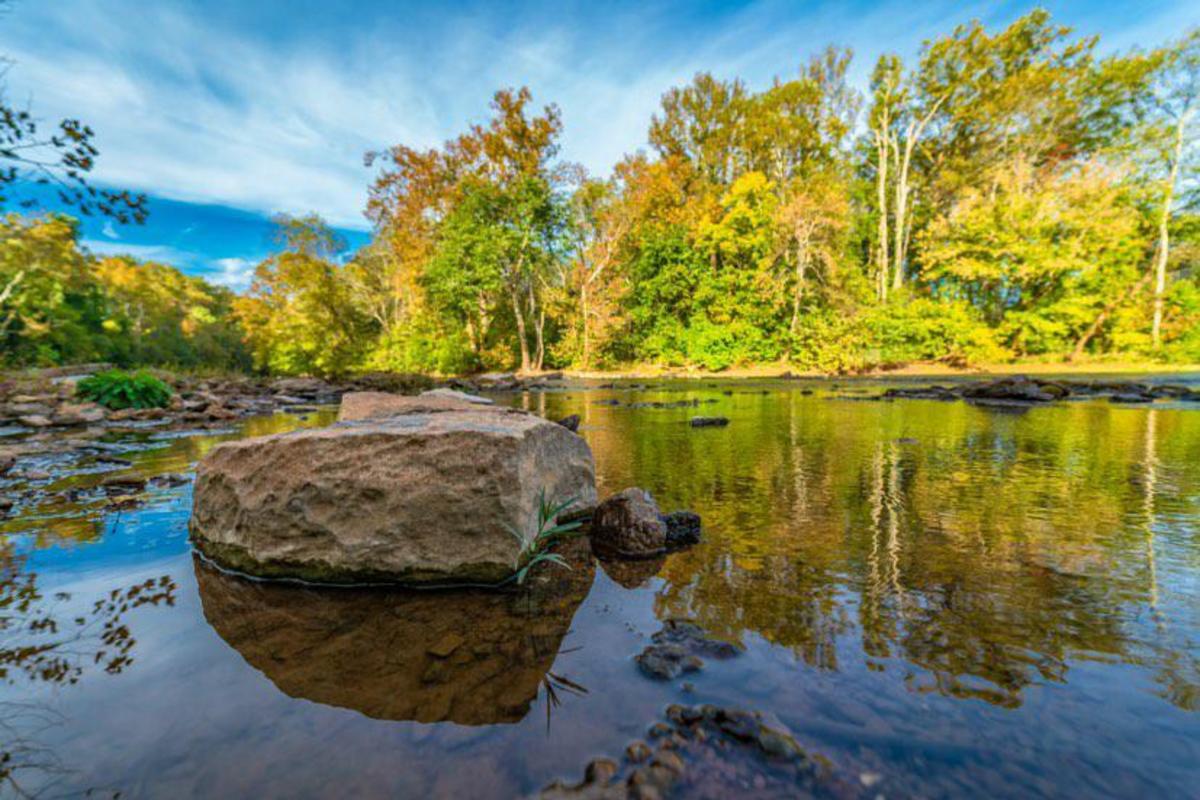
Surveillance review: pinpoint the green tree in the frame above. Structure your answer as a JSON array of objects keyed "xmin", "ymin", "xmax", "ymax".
[
  {"xmin": 920, "ymin": 159, "xmax": 1146, "ymax": 355},
  {"xmin": 236, "ymin": 214, "xmax": 369, "ymax": 377}
]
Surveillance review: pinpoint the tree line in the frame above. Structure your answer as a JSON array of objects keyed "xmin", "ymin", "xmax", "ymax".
[
  {"xmin": 0, "ymin": 214, "xmax": 249, "ymax": 371},
  {"xmin": 3, "ymin": 10, "xmax": 1198, "ymax": 375}
]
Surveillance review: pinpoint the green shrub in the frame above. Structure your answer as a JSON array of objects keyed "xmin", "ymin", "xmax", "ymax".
[
  {"xmin": 76, "ymin": 370, "xmax": 173, "ymax": 410},
  {"xmin": 864, "ymin": 297, "xmax": 1010, "ymax": 367}
]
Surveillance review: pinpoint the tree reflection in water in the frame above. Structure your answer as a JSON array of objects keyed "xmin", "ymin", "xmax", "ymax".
[
  {"xmin": 0, "ymin": 542, "xmax": 176, "ymax": 796},
  {"xmin": 628, "ymin": 393, "xmax": 1200, "ymax": 711}
]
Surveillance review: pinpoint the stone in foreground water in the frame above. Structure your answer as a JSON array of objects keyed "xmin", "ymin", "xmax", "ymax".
[{"xmin": 189, "ymin": 399, "xmax": 596, "ymax": 584}]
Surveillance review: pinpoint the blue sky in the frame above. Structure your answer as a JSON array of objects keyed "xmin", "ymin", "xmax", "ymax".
[{"xmin": 2, "ymin": 0, "xmax": 1195, "ymax": 290}]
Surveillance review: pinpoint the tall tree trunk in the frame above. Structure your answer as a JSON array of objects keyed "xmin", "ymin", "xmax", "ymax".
[
  {"xmin": 874, "ymin": 132, "xmax": 890, "ymax": 303},
  {"xmin": 527, "ymin": 281, "xmax": 544, "ymax": 372},
  {"xmin": 1152, "ymin": 113, "xmax": 1188, "ymax": 349},
  {"xmin": 580, "ymin": 280, "xmax": 591, "ymax": 370},
  {"xmin": 790, "ymin": 236, "xmax": 809, "ymax": 337},
  {"xmin": 890, "ymin": 93, "xmax": 949, "ymax": 293},
  {"xmin": 0, "ymin": 270, "xmax": 25, "ymax": 336},
  {"xmin": 892, "ymin": 133, "xmax": 914, "ymax": 292},
  {"xmin": 534, "ymin": 307, "xmax": 546, "ymax": 371},
  {"xmin": 510, "ymin": 286, "xmax": 530, "ymax": 373}
]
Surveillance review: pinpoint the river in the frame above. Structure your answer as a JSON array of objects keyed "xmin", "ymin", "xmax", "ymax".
[{"xmin": 1, "ymin": 378, "xmax": 1197, "ymax": 798}]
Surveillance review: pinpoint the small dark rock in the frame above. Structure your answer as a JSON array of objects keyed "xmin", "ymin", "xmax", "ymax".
[
  {"xmin": 652, "ymin": 619, "xmax": 741, "ymax": 660},
  {"xmin": 636, "ymin": 619, "xmax": 741, "ymax": 681},
  {"xmin": 1110, "ymin": 393, "xmax": 1153, "ymax": 404},
  {"xmin": 101, "ymin": 474, "xmax": 147, "ymax": 490},
  {"xmin": 636, "ymin": 644, "xmax": 704, "ymax": 680},
  {"xmin": 556, "ymin": 414, "xmax": 581, "ymax": 432},
  {"xmin": 149, "ymin": 473, "xmax": 190, "ymax": 488},
  {"xmin": 625, "ymin": 741, "xmax": 652, "ymax": 764},
  {"xmin": 689, "ymin": 416, "xmax": 729, "ymax": 428},
  {"xmin": 661, "ymin": 511, "xmax": 701, "ymax": 548},
  {"xmin": 591, "ymin": 488, "xmax": 668, "ymax": 557},
  {"xmin": 590, "ymin": 489, "xmax": 702, "ymax": 558}
]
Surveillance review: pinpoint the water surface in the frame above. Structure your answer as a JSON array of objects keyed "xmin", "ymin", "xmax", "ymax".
[{"xmin": 2, "ymin": 380, "xmax": 1198, "ymax": 798}]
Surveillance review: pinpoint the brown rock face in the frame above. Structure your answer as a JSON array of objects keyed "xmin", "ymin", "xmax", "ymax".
[
  {"xmin": 194, "ymin": 540, "xmax": 595, "ymax": 724},
  {"xmin": 190, "ymin": 405, "xmax": 597, "ymax": 584},
  {"xmin": 590, "ymin": 488, "xmax": 668, "ymax": 558}
]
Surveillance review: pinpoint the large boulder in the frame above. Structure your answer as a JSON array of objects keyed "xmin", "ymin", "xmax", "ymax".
[{"xmin": 190, "ymin": 403, "xmax": 596, "ymax": 584}]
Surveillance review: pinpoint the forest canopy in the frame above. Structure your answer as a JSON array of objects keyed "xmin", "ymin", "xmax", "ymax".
[{"xmin": 3, "ymin": 10, "xmax": 1199, "ymax": 376}]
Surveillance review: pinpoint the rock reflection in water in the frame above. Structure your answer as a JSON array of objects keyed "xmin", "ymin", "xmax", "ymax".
[
  {"xmin": 195, "ymin": 541, "xmax": 596, "ymax": 725},
  {"xmin": 597, "ymin": 554, "xmax": 664, "ymax": 589}
]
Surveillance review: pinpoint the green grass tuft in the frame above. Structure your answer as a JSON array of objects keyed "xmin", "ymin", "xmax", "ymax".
[{"xmin": 503, "ymin": 489, "xmax": 584, "ymax": 585}]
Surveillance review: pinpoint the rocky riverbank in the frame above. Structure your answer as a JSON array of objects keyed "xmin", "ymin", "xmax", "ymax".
[
  {"xmin": 0, "ymin": 368, "xmax": 575, "ymax": 432},
  {"xmin": 877, "ymin": 375, "xmax": 1200, "ymax": 406}
]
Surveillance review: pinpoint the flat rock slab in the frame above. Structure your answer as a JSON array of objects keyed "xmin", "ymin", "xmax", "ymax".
[
  {"xmin": 190, "ymin": 406, "xmax": 596, "ymax": 584},
  {"xmin": 337, "ymin": 391, "xmax": 493, "ymax": 422}
]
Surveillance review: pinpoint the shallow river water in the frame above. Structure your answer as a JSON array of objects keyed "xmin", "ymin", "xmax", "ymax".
[{"xmin": 1, "ymin": 379, "xmax": 1198, "ymax": 798}]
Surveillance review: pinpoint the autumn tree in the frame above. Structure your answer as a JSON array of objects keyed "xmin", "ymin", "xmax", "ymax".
[{"xmin": 236, "ymin": 214, "xmax": 369, "ymax": 377}]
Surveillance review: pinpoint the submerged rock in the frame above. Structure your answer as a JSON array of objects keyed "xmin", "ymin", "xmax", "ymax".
[
  {"xmin": 190, "ymin": 402, "xmax": 596, "ymax": 584},
  {"xmin": 1110, "ymin": 392, "xmax": 1154, "ymax": 404},
  {"xmin": 961, "ymin": 376, "xmax": 1057, "ymax": 404},
  {"xmin": 635, "ymin": 619, "xmax": 742, "ymax": 680},
  {"xmin": 538, "ymin": 701, "xmax": 834, "ymax": 800},
  {"xmin": 636, "ymin": 644, "xmax": 705, "ymax": 680},
  {"xmin": 689, "ymin": 416, "xmax": 730, "ymax": 427},
  {"xmin": 881, "ymin": 376, "xmax": 1200, "ymax": 406}
]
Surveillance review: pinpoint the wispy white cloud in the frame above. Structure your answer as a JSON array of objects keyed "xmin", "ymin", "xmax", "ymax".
[
  {"xmin": 3, "ymin": 0, "xmax": 1190, "ymax": 230},
  {"xmin": 81, "ymin": 239, "xmax": 258, "ymax": 291},
  {"xmin": 208, "ymin": 257, "xmax": 256, "ymax": 292},
  {"xmin": 81, "ymin": 239, "xmax": 201, "ymax": 266},
  {"xmin": 101, "ymin": 220, "xmax": 119, "ymax": 239}
]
